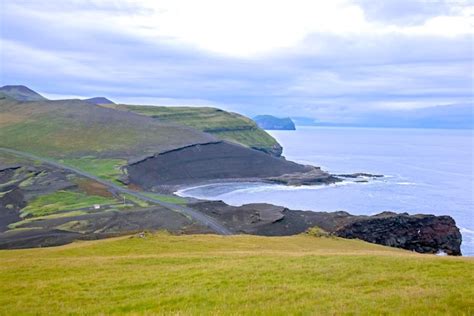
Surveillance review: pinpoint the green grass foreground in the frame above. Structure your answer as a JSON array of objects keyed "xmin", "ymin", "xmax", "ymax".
[{"xmin": 1, "ymin": 234, "xmax": 472, "ymax": 315}]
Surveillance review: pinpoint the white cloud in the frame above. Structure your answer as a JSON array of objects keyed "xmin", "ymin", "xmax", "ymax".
[
  {"xmin": 110, "ymin": 0, "xmax": 472, "ymax": 57},
  {"xmin": 1, "ymin": 0, "xmax": 472, "ymax": 120},
  {"xmin": 3, "ymin": 0, "xmax": 472, "ymax": 57}
]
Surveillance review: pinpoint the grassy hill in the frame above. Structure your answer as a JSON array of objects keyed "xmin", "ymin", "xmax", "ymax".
[
  {"xmin": 102, "ymin": 104, "xmax": 282, "ymax": 156},
  {"xmin": 0, "ymin": 233, "xmax": 472, "ymax": 315},
  {"xmin": 0, "ymin": 98, "xmax": 215, "ymax": 160}
]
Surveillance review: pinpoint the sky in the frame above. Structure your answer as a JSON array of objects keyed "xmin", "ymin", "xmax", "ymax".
[{"xmin": 0, "ymin": 0, "xmax": 473, "ymax": 123}]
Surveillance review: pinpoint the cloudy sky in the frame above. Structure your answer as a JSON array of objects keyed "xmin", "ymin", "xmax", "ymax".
[{"xmin": 0, "ymin": 0, "xmax": 472, "ymax": 122}]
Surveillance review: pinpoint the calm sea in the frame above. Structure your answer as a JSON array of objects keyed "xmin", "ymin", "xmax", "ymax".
[{"xmin": 178, "ymin": 127, "xmax": 474, "ymax": 256}]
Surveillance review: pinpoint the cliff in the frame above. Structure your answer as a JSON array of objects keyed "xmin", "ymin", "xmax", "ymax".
[
  {"xmin": 101, "ymin": 104, "xmax": 283, "ymax": 157},
  {"xmin": 335, "ymin": 212, "xmax": 462, "ymax": 255},
  {"xmin": 191, "ymin": 201, "xmax": 462, "ymax": 255},
  {"xmin": 125, "ymin": 141, "xmax": 334, "ymax": 190}
]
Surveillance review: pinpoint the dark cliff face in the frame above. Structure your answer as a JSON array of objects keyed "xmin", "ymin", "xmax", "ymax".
[
  {"xmin": 335, "ymin": 213, "xmax": 462, "ymax": 256},
  {"xmin": 252, "ymin": 143, "xmax": 283, "ymax": 157},
  {"xmin": 191, "ymin": 202, "xmax": 463, "ymax": 256}
]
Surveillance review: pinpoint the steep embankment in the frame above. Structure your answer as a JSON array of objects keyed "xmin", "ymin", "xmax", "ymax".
[
  {"xmin": 0, "ymin": 234, "xmax": 472, "ymax": 315},
  {"xmin": 126, "ymin": 141, "xmax": 331, "ymax": 190},
  {"xmin": 101, "ymin": 104, "xmax": 283, "ymax": 156}
]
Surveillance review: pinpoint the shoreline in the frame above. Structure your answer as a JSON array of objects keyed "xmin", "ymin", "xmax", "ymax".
[{"xmin": 170, "ymin": 177, "xmax": 471, "ymax": 257}]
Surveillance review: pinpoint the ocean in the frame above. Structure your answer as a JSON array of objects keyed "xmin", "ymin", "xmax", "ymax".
[{"xmin": 177, "ymin": 127, "xmax": 474, "ymax": 256}]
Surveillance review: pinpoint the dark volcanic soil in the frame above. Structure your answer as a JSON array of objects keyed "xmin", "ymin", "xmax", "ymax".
[
  {"xmin": 0, "ymin": 207, "xmax": 212, "ymax": 249},
  {"xmin": 0, "ymin": 160, "xmax": 211, "ymax": 249},
  {"xmin": 126, "ymin": 141, "xmax": 334, "ymax": 190}
]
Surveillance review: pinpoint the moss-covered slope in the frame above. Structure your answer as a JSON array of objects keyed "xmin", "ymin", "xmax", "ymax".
[{"xmin": 102, "ymin": 104, "xmax": 283, "ymax": 156}]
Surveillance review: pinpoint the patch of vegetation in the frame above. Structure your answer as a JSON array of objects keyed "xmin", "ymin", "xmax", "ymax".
[
  {"xmin": 60, "ymin": 157, "xmax": 126, "ymax": 184},
  {"xmin": 104, "ymin": 104, "xmax": 280, "ymax": 154},
  {"xmin": 141, "ymin": 192, "xmax": 188, "ymax": 205},
  {"xmin": 306, "ymin": 226, "xmax": 331, "ymax": 237},
  {"xmin": 0, "ymin": 189, "xmax": 12, "ymax": 198},
  {"xmin": 20, "ymin": 191, "xmax": 117, "ymax": 218},
  {"xmin": 212, "ymin": 128, "xmax": 278, "ymax": 150},
  {"xmin": 0, "ymin": 234, "xmax": 472, "ymax": 315}
]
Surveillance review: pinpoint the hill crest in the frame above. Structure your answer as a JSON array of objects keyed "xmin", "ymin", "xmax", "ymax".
[{"xmin": 0, "ymin": 85, "xmax": 47, "ymax": 101}]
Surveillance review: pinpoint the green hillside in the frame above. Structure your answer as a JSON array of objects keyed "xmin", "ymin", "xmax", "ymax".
[
  {"xmin": 102, "ymin": 104, "xmax": 282, "ymax": 156},
  {"xmin": 0, "ymin": 233, "xmax": 472, "ymax": 315},
  {"xmin": 0, "ymin": 98, "xmax": 215, "ymax": 160}
]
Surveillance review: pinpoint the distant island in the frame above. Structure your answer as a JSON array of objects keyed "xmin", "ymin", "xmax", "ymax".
[{"xmin": 254, "ymin": 115, "xmax": 296, "ymax": 130}]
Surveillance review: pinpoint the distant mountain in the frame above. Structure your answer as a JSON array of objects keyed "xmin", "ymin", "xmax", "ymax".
[
  {"xmin": 254, "ymin": 115, "xmax": 296, "ymax": 130},
  {"xmin": 374, "ymin": 103, "xmax": 473, "ymax": 129},
  {"xmin": 291, "ymin": 104, "xmax": 473, "ymax": 129},
  {"xmin": 0, "ymin": 85, "xmax": 47, "ymax": 101},
  {"xmin": 353, "ymin": 104, "xmax": 474, "ymax": 129},
  {"xmin": 83, "ymin": 97, "xmax": 115, "ymax": 105}
]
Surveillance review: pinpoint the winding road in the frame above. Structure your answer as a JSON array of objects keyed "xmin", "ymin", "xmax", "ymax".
[{"xmin": 0, "ymin": 147, "xmax": 232, "ymax": 235}]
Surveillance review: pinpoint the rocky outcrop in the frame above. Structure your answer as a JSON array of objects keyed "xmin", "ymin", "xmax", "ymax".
[
  {"xmin": 252, "ymin": 143, "xmax": 283, "ymax": 157},
  {"xmin": 268, "ymin": 168, "xmax": 341, "ymax": 185},
  {"xmin": 191, "ymin": 201, "xmax": 463, "ymax": 255},
  {"xmin": 336, "ymin": 173, "xmax": 384, "ymax": 179},
  {"xmin": 334, "ymin": 212, "xmax": 462, "ymax": 256}
]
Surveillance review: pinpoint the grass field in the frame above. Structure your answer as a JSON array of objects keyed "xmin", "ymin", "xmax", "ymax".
[
  {"xmin": 1, "ymin": 233, "xmax": 472, "ymax": 315},
  {"xmin": 20, "ymin": 190, "xmax": 117, "ymax": 218},
  {"xmin": 60, "ymin": 157, "xmax": 126, "ymax": 184},
  {"xmin": 104, "ymin": 104, "xmax": 281, "ymax": 154}
]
